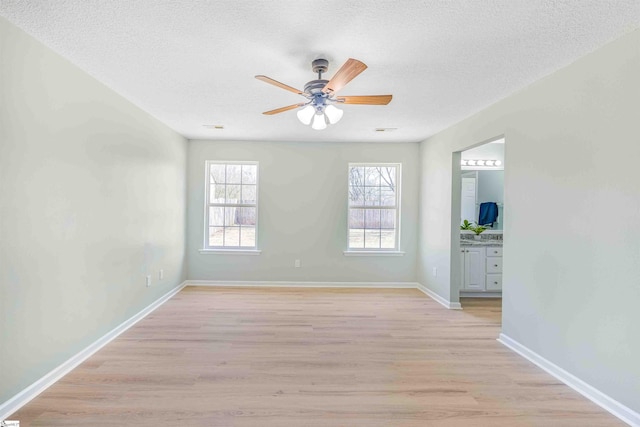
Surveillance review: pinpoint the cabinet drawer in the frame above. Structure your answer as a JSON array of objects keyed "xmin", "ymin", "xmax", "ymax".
[
  {"xmin": 486, "ymin": 274, "xmax": 502, "ymax": 290},
  {"xmin": 486, "ymin": 257, "xmax": 503, "ymax": 273},
  {"xmin": 486, "ymin": 247, "xmax": 503, "ymax": 257},
  {"xmin": 464, "ymin": 281, "xmax": 484, "ymax": 290}
]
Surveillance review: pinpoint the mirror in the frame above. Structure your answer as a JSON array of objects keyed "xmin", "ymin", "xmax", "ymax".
[{"xmin": 460, "ymin": 139, "xmax": 504, "ymax": 231}]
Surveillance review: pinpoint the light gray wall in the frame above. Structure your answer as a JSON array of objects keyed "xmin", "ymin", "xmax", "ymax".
[
  {"xmin": 418, "ymin": 29, "xmax": 640, "ymax": 410},
  {"xmin": 187, "ymin": 140, "xmax": 419, "ymax": 282},
  {"xmin": 0, "ymin": 17, "xmax": 188, "ymax": 404}
]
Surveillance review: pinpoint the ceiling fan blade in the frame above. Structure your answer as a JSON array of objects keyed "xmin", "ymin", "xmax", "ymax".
[
  {"xmin": 255, "ymin": 75, "xmax": 304, "ymax": 95},
  {"xmin": 262, "ymin": 103, "xmax": 305, "ymax": 115},
  {"xmin": 322, "ymin": 58, "xmax": 368, "ymax": 95},
  {"xmin": 335, "ymin": 95, "xmax": 393, "ymax": 105}
]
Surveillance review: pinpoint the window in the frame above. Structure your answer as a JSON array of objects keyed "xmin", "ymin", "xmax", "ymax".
[
  {"xmin": 204, "ymin": 161, "xmax": 258, "ymax": 250},
  {"xmin": 347, "ymin": 163, "xmax": 401, "ymax": 251}
]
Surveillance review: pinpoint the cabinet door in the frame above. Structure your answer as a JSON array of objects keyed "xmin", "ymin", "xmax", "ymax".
[
  {"xmin": 460, "ymin": 249, "xmax": 466, "ymax": 289},
  {"xmin": 464, "ymin": 247, "xmax": 486, "ymax": 290}
]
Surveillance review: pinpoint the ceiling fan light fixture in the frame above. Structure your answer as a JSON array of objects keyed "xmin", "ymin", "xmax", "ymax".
[
  {"xmin": 311, "ymin": 112, "xmax": 327, "ymax": 130},
  {"xmin": 296, "ymin": 105, "xmax": 315, "ymax": 125},
  {"xmin": 324, "ymin": 105, "xmax": 343, "ymax": 124}
]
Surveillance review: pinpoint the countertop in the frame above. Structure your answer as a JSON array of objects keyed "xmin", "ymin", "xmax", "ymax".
[{"xmin": 460, "ymin": 240, "xmax": 503, "ymax": 247}]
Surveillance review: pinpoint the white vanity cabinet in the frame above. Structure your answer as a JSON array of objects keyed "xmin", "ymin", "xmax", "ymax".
[
  {"xmin": 460, "ymin": 246, "xmax": 486, "ymax": 290},
  {"xmin": 460, "ymin": 245, "xmax": 503, "ymax": 293}
]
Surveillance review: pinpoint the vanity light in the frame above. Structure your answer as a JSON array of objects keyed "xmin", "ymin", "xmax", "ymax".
[{"xmin": 461, "ymin": 159, "xmax": 503, "ymax": 167}]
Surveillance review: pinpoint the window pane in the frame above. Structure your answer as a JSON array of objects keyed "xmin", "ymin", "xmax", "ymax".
[
  {"xmin": 380, "ymin": 166, "xmax": 396, "ymax": 189},
  {"xmin": 226, "ymin": 164, "xmax": 241, "ymax": 184},
  {"xmin": 209, "ymin": 207, "xmax": 224, "ymax": 226},
  {"xmin": 242, "ymin": 164, "xmax": 257, "ymax": 184},
  {"xmin": 380, "ymin": 189, "xmax": 395, "ymax": 207},
  {"xmin": 381, "ymin": 230, "xmax": 396, "ymax": 249},
  {"xmin": 226, "ymin": 184, "xmax": 240, "ymax": 202},
  {"xmin": 349, "ymin": 228, "xmax": 364, "ymax": 248},
  {"xmin": 224, "ymin": 227, "xmax": 240, "ymax": 246},
  {"xmin": 209, "ymin": 227, "xmax": 224, "ymax": 246},
  {"xmin": 241, "ymin": 184, "xmax": 256, "ymax": 204},
  {"xmin": 364, "ymin": 229, "xmax": 381, "ymax": 248},
  {"xmin": 380, "ymin": 209, "xmax": 396, "ymax": 229},
  {"xmin": 349, "ymin": 185, "xmax": 364, "ymax": 206},
  {"xmin": 240, "ymin": 226, "xmax": 256, "ymax": 247},
  {"xmin": 224, "ymin": 207, "xmax": 238, "ymax": 226},
  {"xmin": 349, "ymin": 208, "xmax": 364, "ymax": 229},
  {"xmin": 364, "ymin": 187, "xmax": 380, "ymax": 206},
  {"xmin": 349, "ymin": 166, "xmax": 365, "ymax": 187},
  {"xmin": 209, "ymin": 164, "xmax": 225, "ymax": 184},
  {"xmin": 237, "ymin": 207, "xmax": 256, "ymax": 226},
  {"xmin": 365, "ymin": 167, "xmax": 381, "ymax": 186},
  {"xmin": 364, "ymin": 209, "xmax": 381, "ymax": 229},
  {"xmin": 210, "ymin": 184, "xmax": 225, "ymax": 203}
]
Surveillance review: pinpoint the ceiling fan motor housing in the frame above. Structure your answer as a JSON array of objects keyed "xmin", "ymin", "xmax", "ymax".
[
  {"xmin": 304, "ymin": 80, "xmax": 331, "ymax": 112},
  {"xmin": 304, "ymin": 79, "xmax": 329, "ymax": 95}
]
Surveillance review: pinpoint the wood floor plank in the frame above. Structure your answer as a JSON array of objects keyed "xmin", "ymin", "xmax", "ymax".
[{"xmin": 9, "ymin": 288, "xmax": 625, "ymax": 426}]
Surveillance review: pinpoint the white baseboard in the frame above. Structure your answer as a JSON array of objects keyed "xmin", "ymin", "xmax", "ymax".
[
  {"xmin": 188, "ymin": 280, "xmax": 464, "ymax": 311},
  {"xmin": 186, "ymin": 280, "xmax": 418, "ymax": 289},
  {"xmin": 416, "ymin": 283, "xmax": 462, "ymax": 310},
  {"xmin": 460, "ymin": 291, "xmax": 502, "ymax": 298},
  {"xmin": 0, "ymin": 281, "xmax": 188, "ymax": 420},
  {"xmin": 498, "ymin": 333, "xmax": 639, "ymax": 427}
]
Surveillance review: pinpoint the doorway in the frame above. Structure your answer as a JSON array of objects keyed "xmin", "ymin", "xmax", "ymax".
[{"xmin": 455, "ymin": 137, "xmax": 505, "ymax": 312}]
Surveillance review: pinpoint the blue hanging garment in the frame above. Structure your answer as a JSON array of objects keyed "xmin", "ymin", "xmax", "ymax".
[{"xmin": 478, "ymin": 202, "xmax": 499, "ymax": 226}]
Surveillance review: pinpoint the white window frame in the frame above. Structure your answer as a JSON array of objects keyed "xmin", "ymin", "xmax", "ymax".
[
  {"xmin": 345, "ymin": 163, "xmax": 403, "ymax": 256},
  {"xmin": 201, "ymin": 161, "xmax": 260, "ymax": 254}
]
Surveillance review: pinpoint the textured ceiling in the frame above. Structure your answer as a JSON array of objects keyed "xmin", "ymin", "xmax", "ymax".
[{"xmin": 1, "ymin": 1, "xmax": 639, "ymax": 142}]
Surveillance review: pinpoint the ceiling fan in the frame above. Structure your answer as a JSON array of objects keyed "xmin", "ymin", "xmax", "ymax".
[{"xmin": 255, "ymin": 58, "xmax": 392, "ymax": 130}]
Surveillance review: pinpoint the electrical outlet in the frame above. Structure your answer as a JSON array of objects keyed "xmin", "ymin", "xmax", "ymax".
[
  {"xmin": 146, "ymin": 275, "xmax": 151, "ymax": 287},
  {"xmin": 294, "ymin": 259, "xmax": 301, "ymax": 268},
  {"xmin": 159, "ymin": 269, "xmax": 164, "ymax": 280},
  {"xmin": 432, "ymin": 267, "xmax": 438, "ymax": 277}
]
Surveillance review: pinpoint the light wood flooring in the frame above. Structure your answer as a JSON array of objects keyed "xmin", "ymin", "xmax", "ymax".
[{"xmin": 10, "ymin": 287, "xmax": 624, "ymax": 426}]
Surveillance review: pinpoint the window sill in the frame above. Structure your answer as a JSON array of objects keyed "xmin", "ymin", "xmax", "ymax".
[
  {"xmin": 343, "ymin": 250, "xmax": 405, "ymax": 257},
  {"xmin": 199, "ymin": 249, "xmax": 261, "ymax": 255}
]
